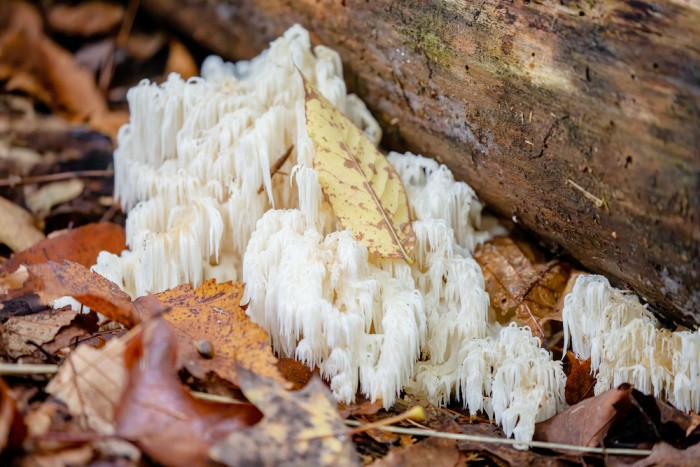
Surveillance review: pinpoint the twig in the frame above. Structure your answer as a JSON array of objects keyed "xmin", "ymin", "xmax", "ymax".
[
  {"xmin": 257, "ymin": 146, "xmax": 294, "ymax": 195},
  {"xmin": 343, "ymin": 420, "xmax": 653, "ymax": 456},
  {"xmin": 0, "ymin": 363, "xmax": 58, "ymax": 375},
  {"xmin": 190, "ymin": 391, "xmax": 249, "ymax": 405},
  {"xmin": 566, "ymin": 179, "xmax": 606, "ymax": 209},
  {"xmin": 347, "ymin": 406, "xmax": 424, "ymax": 435},
  {"xmin": 0, "ymin": 170, "xmax": 114, "ymax": 187}
]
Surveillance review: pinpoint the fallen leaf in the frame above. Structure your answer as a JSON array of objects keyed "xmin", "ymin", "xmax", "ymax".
[
  {"xmin": 0, "ymin": 223, "xmax": 126, "ymax": 275},
  {"xmin": 124, "ymin": 31, "xmax": 166, "ymax": 61},
  {"xmin": 303, "ymin": 77, "xmax": 415, "ymax": 261},
  {"xmin": 26, "ymin": 261, "xmax": 140, "ymax": 327},
  {"xmin": 629, "ymin": 442, "xmax": 700, "ymax": 467},
  {"xmin": 25, "ymin": 179, "xmax": 85, "ymax": 216},
  {"xmin": 46, "ymin": 331, "xmax": 128, "ymax": 434},
  {"xmin": 564, "ymin": 352, "xmax": 596, "ymax": 405},
  {"xmin": 46, "ymin": 1, "xmax": 124, "ymax": 37},
  {"xmin": 474, "ymin": 236, "xmax": 572, "ymax": 344},
  {"xmin": 0, "ymin": 266, "xmax": 28, "ymax": 295},
  {"xmin": 0, "ymin": 195, "xmax": 44, "ymax": 252},
  {"xmin": 338, "ymin": 397, "xmax": 383, "ymax": 419},
  {"xmin": 372, "ymin": 435, "xmax": 462, "ymax": 467},
  {"xmin": 534, "ymin": 385, "xmax": 633, "ymax": 449},
  {"xmin": 0, "ymin": 1, "xmax": 110, "ymax": 125},
  {"xmin": 0, "ymin": 377, "xmax": 26, "ymax": 451},
  {"xmin": 0, "ymin": 307, "xmax": 77, "ymax": 356},
  {"xmin": 18, "ymin": 444, "xmax": 95, "ymax": 467},
  {"xmin": 210, "ymin": 370, "xmax": 359, "ymax": 466},
  {"xmin": 277, "ymin": 357, "xmax": 314, "ymax": 390},
  {"xmin": 116, "ymin": 319, "xmax": 262, "ymax": 466},
  {"xmin": 456, "ymin": 421, "xmax": 564, "ymax": 466},
  {"xmin": 154, "ymin": 280, "xmax": 286, "ymax": 386},
  {"xmin": 164, "ymin": 39, "xmax": 198, "ymax": 79}
]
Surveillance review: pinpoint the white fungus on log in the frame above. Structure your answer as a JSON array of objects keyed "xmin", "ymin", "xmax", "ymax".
[
  {"xmin": 96, "ymin": 24, "xmax": 696, "ymax": 445},
  {"xmin": 563, "ymin": 274, "xmax": 700, "ymax": 412}
]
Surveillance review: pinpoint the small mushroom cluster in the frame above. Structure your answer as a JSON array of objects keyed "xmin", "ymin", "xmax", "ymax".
[{"xmin": 563, "ymin": 274, "xmax": 700, "ymax": 413}]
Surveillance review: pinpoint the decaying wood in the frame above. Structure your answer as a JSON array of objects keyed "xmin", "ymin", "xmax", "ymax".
[{"xmin": 142, "ymin": 0, "xmax": 700, "ymax": 325}]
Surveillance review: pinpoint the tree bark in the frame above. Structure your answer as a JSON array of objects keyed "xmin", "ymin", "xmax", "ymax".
[{"xmin": 142, "ymin": 0, "xmax": 700, "ymax": 326}]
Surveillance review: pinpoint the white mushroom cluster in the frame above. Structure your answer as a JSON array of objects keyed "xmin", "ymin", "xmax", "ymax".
[
  {"xmin": 98, "ymin": 24, "xmax": 697, "ymax": 445},
  {"xmin": 563, "ymin": 274, "xmax": 700, "ymax": 412},
  {"xmin": 94, "ymin": 25, "xmax": 379, "ymax": 297}
]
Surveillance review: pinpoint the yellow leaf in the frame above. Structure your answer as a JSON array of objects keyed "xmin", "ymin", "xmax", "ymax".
[
  {"xmin": 156, "ymin": 280, "xmax": 287, "ymax": 386},
  {"xmin": 210, "ymin": 370, "xmax": 358, "ymax": 466},
  {"xmin": 303, "ymin": 77, "xmax": 415, "ymax": 262}
]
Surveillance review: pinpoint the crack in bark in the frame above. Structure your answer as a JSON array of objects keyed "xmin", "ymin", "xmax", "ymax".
[{"xmin": 531, "ymin": 115, "xmax": 568, "ymax": 159}]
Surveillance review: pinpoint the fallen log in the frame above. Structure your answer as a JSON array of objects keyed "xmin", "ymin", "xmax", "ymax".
[{"xmin": 142, "ymin": 0, "xmax": 700, "ymax": 325}]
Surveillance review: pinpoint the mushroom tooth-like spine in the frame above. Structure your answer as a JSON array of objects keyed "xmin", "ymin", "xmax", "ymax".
[
  {"xmin": 242, "ymin": 208, "xmax": 425, "ymax": 408},
  {"xmin": 562, "ymin": 274, "xmax": 700, "ymax": 412}
]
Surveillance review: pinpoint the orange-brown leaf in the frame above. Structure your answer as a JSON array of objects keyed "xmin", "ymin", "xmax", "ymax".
[
  {"xmin": 474, "ymin": 236, "xmax": 572, "ymax": 345},
  {"xmin": 27, "ymin": 261, "xmax": 140, "ymax": 327},
  {"xmin": 154, "ymin": 280, "xmax": 286, "ymax": 386},
  {"xmin": 116, "ymin": 319, "xmax": 262, "ymax": 466},
  {"xmin": 0, "ymin": 1, "xmax": 112, "ymax": 127},
  {"xmin": 564, "ymin": 352, "xmax": 596, "ymax": 406},
  {"xmin": 0, "ymin": 223, "xmax": 125, "ymax": 274}
]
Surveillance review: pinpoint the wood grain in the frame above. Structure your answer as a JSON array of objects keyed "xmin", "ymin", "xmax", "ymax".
[{"xmin": 142, "ymin": 0, "xmax": 700, "ymax": 325}]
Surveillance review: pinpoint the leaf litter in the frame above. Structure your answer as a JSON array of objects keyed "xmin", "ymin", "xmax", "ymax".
[{"xmin": 0, "ymin": 3, "xmax": 698, "ymax": 464}]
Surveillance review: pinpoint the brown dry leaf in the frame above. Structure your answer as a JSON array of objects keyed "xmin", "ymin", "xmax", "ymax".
[
  {"xmin": 534, "ymin": 385, "xmax": 633, "ymax": 448},
  {"xmin": 165, "ymin": 39, "xmax": 198, "ymax": 79},
  {"xmin": 0, "ymin": 195, "xmax": 44, "ymax": 252},
  {"xmin": 474, "ymin": 236, "xmax": 572, "ymax": 344},
  {"xmin": 277, "ymin": 357, "xmax": 314, "ymax": 390},
  {"xmin": 46, "ymin": 1, "xmax": 124, "ymax": 37},
  {"xmin": 25, "ymin": 179, "xmax": 85, "ymax": 216},
  {"xmin": 303, "ymin": 77, "xmax": 415, "ymax": 261},
  {"xmin": 630, "ymin": 442, "xmax": 700, "ymax": 467},
  {"xmin": 372, "ymin": 437, "xmax": 462, "ymax": 467},
  {"xmin": 0, "ymin": 223, "xmax": 126, "ymax": 275},
  {"xmin": 564, "ymin": 352, "xmax": 596, "ymax": 405},
  {"xmin": 210, "ymin": 370, "xmax": 359, "ymax": 466},
  {"xmin": 27, "ymin": 261, "xmax": 140, "ymax": 327},
  {"xmin": 45, "ymin": 331, "xmax": 128, "ymax": 434},
  {"xmin": 456, "ymin": 422, "xmax": 564, "ymax": 466},
  {"xmin": 0, "ymin": 266, "xmax": 28, "ymax": 295},
  {"xmin": 18, "ymin": 445, "xmax": 95, "ymax": 467},
  {"xmin": 338, "ymin": 397, "xmax": 383, "ymax": 419},
  {"xmin": 0, "ymin": 377, "xmax": 27, "ymax": 451},
  {"xmin": 116, "ymin": 319, "xmax": 262, "ymax": 466},
  {"xmin": 154, "ymin": 279, "xmax": 285, "ymax": 386},
  {"xmin": 0, "ymin": 308, "xmax": 77, "ymax": 358},
  {"xmin": 0, "ymin": 1, "xmax": 112, "ymax": 127}
]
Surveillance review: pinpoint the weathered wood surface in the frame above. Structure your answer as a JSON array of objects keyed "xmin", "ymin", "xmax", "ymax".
[{"xmin": 142, "ymin": 0, "xmax": 700, "ymax": 325}]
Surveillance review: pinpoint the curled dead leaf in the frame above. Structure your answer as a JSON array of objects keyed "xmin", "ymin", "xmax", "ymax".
[{"xmin": 116, "ymin": 319, "xmax": 262, "ymax": 466}]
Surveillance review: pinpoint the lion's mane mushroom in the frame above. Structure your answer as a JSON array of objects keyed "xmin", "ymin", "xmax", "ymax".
[
  {"xmin": 93, "ymin": 25, "xmax": 379, "ymax": 297},
  {"xmin": 563, "ymin": 274, "xmax": 700, "ymax": 412},
  {"xmin": 100, "ymin": 25, "xmax": 570, "ymax": 445}
]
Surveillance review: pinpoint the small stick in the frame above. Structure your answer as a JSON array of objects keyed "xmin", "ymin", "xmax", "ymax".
[
  {"xmin": 0, "ymin": 170, "xmax": 114, "ymax": 187},
  {"xmin": 257, "ymin": 146, "xmax": 294, "ymax": 194},
  {"xmin": 0, "ymin": 363, "xmax": 58, "ymax": 375},
  {"xmin": 566, "ymin": 179, "xmax": 606, "ymax": 208},
  {"xmin": 348, "ymin": 406, "xmax": 425, "ymax": 435},
  {"xmin": 343, "ymin": 420, "xmax": 653, "ymax": 456}
]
